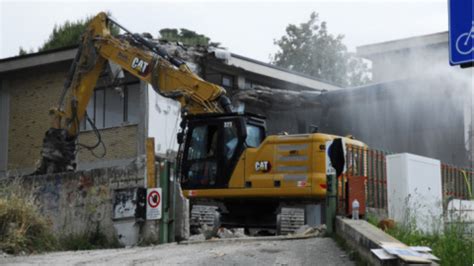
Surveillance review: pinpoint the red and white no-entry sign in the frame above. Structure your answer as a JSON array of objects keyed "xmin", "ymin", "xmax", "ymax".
[{"xmin": 146, "ymin": 188, "xmax": 162, "ymax": 220}]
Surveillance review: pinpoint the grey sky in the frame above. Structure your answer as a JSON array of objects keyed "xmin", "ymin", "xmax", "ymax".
[{"xmin": 1, "ymin": 0, "xmax": 448, "ymax": 62}]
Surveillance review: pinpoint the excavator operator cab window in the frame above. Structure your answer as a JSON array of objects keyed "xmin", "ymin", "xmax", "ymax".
[
  {"xmin": 224, "ymin": 123, "xmax": 239, "ymax": 160},
  {"xmin": 246, "ymin": 124, "xmax": 263, "ymax": 147},
  {"xmin": 182, "ymin": 116, "xmax": 251, "ymax": 189},
  {"xmin": 186, "ymin": 124, "xmax": 219, "ymax": 186}
]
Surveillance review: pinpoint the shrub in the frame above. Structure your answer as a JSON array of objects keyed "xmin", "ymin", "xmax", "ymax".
[{"xmin": 0, "ymin": 178, "xmax": 57, "ymax": 254}]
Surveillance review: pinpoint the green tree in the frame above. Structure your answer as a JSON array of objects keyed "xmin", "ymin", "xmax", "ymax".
[
  {"xmin": 272, "ymin": 12, "xmax": 370, "ymax": 87},
  {"xmin": 39, "ymin": 14, "xmax": 119, "ymax": 53},
  {"xmin": 18, "ymin": 47, "xmax": 28, "ymax": 56},
  {"xmin": 38, "ymin": 18, "xmax": 91, "ymax": 52},
  {"xmin": 19, "ymin": 13, "xmax": 118, "ymax": 55}
]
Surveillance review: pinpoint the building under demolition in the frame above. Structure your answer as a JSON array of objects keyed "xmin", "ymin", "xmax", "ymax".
[
  {"xmin": 0, "ymin": 42, "xmax": 340, "ymax": 245},
  {"xmin": 0, "ymin": 44, "xmax": 338, "ymax": 177},
  {"xmin": 0, "ymin": 30, "xmax": 471, "ymax": 245},
  {"xmin": 2, "ymin": 31, "xmax": 469, "ymax": 177}
]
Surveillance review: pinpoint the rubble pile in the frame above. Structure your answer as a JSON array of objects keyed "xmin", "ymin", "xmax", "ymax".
[
  {"xmin": 290, "ymin": 224, "xmax": 327, "ymax": 237},
  {"xmin": 187, "ymin": 224, "xmax": 326, "ymax": 242},
  {"xmin": 188, "ymin": 226, "xmax": 248, "ymax": 241},
  {"xmin": 144, "ymin": 37, "xmax": 325, "ymax": 110},
  {"xmin": 231, "ymin": 85, "xmax": 323, "ymax": 109},
  {"xmin": 156, "ymin": 41, "xmax": 209, "ymax": 75}
]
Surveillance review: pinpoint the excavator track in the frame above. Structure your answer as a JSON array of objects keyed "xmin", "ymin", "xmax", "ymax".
[
  {"xmin": 277, "ymin": 207, "xmax": 305, "ymax": 235},
  {"xmin": 190, "ymin": 205, "xmax": 220, "ymax": 234}
]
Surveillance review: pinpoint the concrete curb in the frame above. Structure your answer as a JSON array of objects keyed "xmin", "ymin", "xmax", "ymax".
[
  {"xmin": 335, "ymin": 216, "xmax": 401, "ymax": 266},
  {"xmin": 178, "ymin": 233, "xmax": 322, "ymax": 245}
]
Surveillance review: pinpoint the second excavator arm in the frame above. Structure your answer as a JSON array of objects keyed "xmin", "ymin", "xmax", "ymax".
[{"xmin": 34, "ymin": 12, "xmax": 232, "ymax": 174}]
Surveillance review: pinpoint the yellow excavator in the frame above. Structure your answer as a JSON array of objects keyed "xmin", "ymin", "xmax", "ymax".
[{"xmin": 35, "ymin": 12, "xmax": 366, "ymax": 234}]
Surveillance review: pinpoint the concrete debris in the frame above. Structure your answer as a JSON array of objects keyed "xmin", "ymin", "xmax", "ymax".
[
  {"xmin": 232, "ymin": 228, "xmax": 247, "ymax": 238},
  {"xmin": 142, "ymin": 39, "xmax": 324, "ymax": 110},
  {"xmin": 231, "ymin": 85, "xmax": 323, "ymax": 110},
  {"xmin": 145, "ymin": 39, "xmax": 225, "ymax": 76},
  {"xmin": 189, "ymin": 227, "xmax": 249, "ymax": 241},
  {"xmin": 291, "ymin": 224, "xmax": 327, "ymax": 237},
  {"xmin": 198, "ymin": 223, "xmax": 219, "ymax": 240},
  {"xmin": 187, "ymin": 224, "xmax": 326, "ymax": 242},
  {"xmin": 0, "ymin": 250, "xmax": 10, "ymax": 259},
  {"xmin": 188, "ymin": 234, "xmax": 206, "ymax": 241},
  {"xmin": 217, "ymin": 228, "xmax": 248, "ymax": 239},
  {"xmin": 217, "ymin": 228, "xmax": 234, "ymax": 239},
  {"xmin": 210, "ymin": 47, "xmax": 231, "ymax": 62}
]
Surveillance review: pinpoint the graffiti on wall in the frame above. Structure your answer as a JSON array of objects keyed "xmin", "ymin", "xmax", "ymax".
[
  {"xmin": 113, "ymin": 187, "xmax": 139, "ymax": 220},
  {"xmin": 37, "ymin": 175, "xmax": 61, "ymax": 212},
  {"xmin": 33, "ymin": 167, "xmax": 144, "ymax": 237}
]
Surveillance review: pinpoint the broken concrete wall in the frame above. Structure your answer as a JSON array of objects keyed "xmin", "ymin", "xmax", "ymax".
[
  {"xmin": 232, "ymin": 85, "xmax": 324, "ymax": 135},
  {"xmin": 24, "ymin": 159, "xmax": 148, "ymax": 245}
]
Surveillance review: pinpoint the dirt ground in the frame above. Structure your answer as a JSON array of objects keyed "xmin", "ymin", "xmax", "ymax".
[{"xmin": 1, "ymin": 237, "xmax": 355, "ymax": 265}]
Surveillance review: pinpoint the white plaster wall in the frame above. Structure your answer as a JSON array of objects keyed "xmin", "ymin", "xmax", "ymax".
[{"xmin": 147, "ymin": 85, "xmax": 181, "ymax": 156}]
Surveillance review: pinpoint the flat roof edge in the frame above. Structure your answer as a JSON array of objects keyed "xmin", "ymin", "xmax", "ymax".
[
  {"xmin": 230, "ymin": 53, "xmax": 341, "ymax": 88},
  {"xmin": 0, "ymin": 47, "xmax": 78, "ymax": 73},
  {"xmin": 357, "ymin": 31, "xmax": 448, "ymax": 57}
]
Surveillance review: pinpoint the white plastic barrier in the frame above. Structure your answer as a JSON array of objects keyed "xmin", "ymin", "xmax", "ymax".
[
  {"xmin": 386, "ymin": 153, "xmax": 443, "ymax": 233},
  {"xmin": 447, "ymin": 199, "xmax": 474, "ymax": 235}
]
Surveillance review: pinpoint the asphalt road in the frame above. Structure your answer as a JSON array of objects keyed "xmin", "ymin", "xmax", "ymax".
[{"xmin": 1, "ymin": 237, "xmax": 355, "ymax": 265}]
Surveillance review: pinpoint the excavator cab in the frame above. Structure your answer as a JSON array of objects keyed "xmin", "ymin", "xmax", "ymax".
[{"xmin": 181, "ymin": 113, "xmax": 266, "ymax": 190}]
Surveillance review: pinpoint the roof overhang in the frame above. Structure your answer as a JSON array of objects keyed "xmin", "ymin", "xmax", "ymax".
[
  {"xmin": 228, "ymin": 54, "xmax": 340, "ymax": 91},
  {"xmin": 0, "ymin": 46, "xmax": 341, "ymax": 92},
  {"xmin": 0, "ymin": 47, "xmax": 77, "ymax": 74}
]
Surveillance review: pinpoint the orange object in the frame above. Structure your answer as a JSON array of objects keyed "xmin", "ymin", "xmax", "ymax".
[{"xmin": 347, "ymin": 176, "xmax": 366, "ymax": 217}]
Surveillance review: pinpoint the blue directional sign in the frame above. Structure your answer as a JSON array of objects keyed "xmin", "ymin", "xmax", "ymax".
[{"xmin": 449, "ymin": 0, "xmax": 474, "ymax": 66}]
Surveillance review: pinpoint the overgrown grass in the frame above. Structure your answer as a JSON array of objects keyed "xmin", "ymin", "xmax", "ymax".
[
  {"xmin": 0, "ymin": 178, "xmax": 57, "ymax": 254},
  {"xmin": 386, "ymin": 222, "xmax": 473, "ymax": 266},
  {"xmin": 366, "ymin": 209, "xmax": 473, "ymax": 266},
  {"xmin": 366, "ymin": 213, "xmax": 379, "ymax": 227}
]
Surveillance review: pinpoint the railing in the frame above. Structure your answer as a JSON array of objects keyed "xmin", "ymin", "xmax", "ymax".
[
  {"xmin": 441, "ymin": 164, "xmax": 473, "ymax": 200},
  {"xmin": 338, "ymin": 145, "xmax": 473, "ymax": 215},
  {"xmin": 338, "ymin": 145, "xmax": 392, "ymax": 214}
]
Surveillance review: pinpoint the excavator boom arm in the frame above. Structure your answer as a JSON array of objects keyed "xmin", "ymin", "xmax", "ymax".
[{"xmin": 35, "ymin": 12, "xmax": 231, "ymax": 174}]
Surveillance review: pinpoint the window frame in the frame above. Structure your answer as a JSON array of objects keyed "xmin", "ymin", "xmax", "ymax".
[
  {"xmin": 80, "ymin": 83, "xmax": 140, "ymax": 132},
  {"xmin": 221, "ymin": 74, "xmax": 234, "ymax": 89}
]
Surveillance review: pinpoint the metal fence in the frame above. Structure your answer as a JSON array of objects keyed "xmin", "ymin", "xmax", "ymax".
[
  {"xmin": 441, "ymin": 164, "xmax": 473, "ymax": 201},
  {"xmin": 338, "ymin": 145, "xmax": 392, "ymax": 213},
  {"xmin": 338, "ymin": 144, "xmax": 473, "ymax": 214}
]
